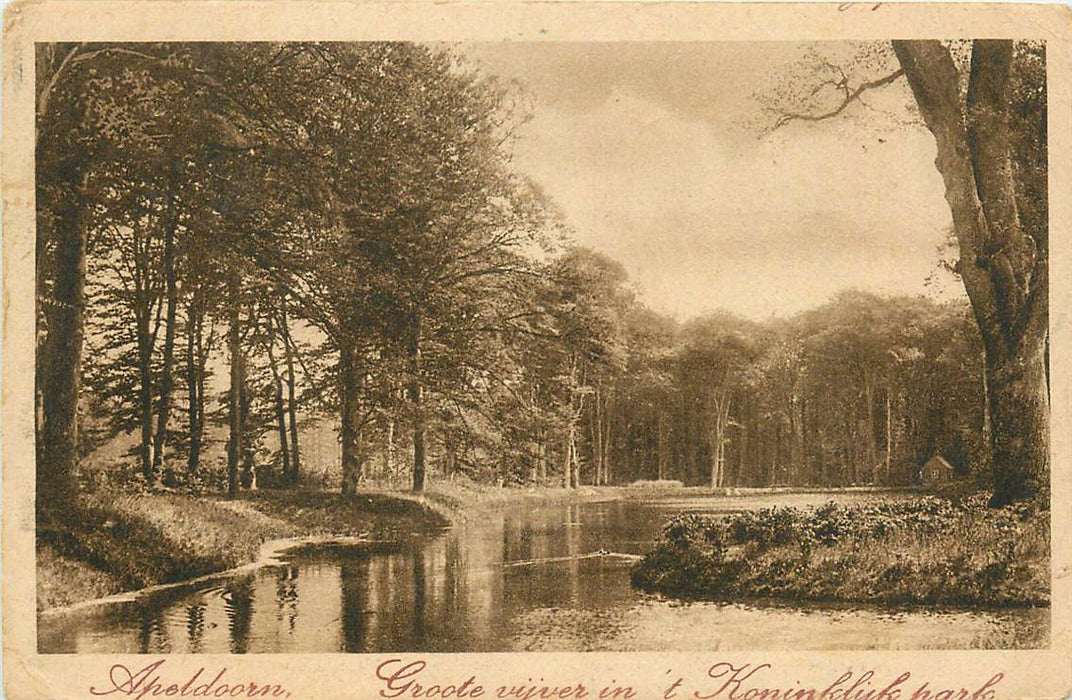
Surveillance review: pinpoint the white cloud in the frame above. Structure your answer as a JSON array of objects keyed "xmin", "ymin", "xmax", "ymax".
[{"xmin": 484, "ymin": 45, "xmax": 964, "ymax": 320}]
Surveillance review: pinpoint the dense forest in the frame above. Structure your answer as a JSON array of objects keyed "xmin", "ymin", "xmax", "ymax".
[{"xmin": 35, "ymin": 41, "xmax": 1047, "ymax": 522}]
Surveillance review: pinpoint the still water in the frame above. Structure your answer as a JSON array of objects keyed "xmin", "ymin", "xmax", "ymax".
[{"xmin": 39, "ymin": 494, "xmax": 1048, "ymax": 653}]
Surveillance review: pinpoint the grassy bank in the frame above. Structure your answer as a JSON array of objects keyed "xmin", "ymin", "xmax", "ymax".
[
  {"xmin": 37, "ymin": 489, "xmax": 449, "ymax": 612},
  {"xmin": 38, "ymin": 478, "xmax": 624, "ymax": 612},
  {"xmin": 631, "ymin": 495, "xmax": 1049, "ymax": 608}
]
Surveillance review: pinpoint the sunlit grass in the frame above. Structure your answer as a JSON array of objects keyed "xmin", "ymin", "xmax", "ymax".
[{"xmin": 36, "ymin": 542, "xmax": 125, "ymax": 610}]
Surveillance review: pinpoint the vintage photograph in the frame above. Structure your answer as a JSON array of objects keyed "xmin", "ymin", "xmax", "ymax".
[{"xmin": 31, "ymin": 37, "xmax": 1050, "ymax": 656}]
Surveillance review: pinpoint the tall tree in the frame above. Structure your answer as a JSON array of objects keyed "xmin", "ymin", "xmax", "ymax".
[
  {"xmin": 764, "ymin": 40, "xmax": 1048, "ymax": 505},
  {"xmin": 892, "ymin": 41, "xmax": 1047, "ymax": 505},
  {"xmin": 150, "ymin": 159, "xmax": 183, "ymax": 483},
  {"xmin": 265, "ymin": 307, "xmax": 292, "ymax": 481},
  {"xmin": 548, "ymin": 248, "xmax": 630, "ymax": 487},
  {"xmin": 276, "ymin": 304, "xmax": 304, "ymax": 484},
  {"xmin": 37, "ymin": 43, "xmax": 197, "ymax": 511},
  {"xmin": 678, "ymin": 314, "xmax": 759, "ymax": 488},
  {"xmin": 226, "ymin": 270, "xmax": 244, "ymax": 499}
]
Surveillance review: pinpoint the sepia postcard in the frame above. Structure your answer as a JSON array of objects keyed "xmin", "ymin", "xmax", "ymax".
[{"xmin": 3, "ymin": 1, "xmax": 1071, "ymax": 698}]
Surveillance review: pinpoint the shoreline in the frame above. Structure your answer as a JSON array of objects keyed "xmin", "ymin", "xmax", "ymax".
[
  {"xmin": 38, "ymin": 534, "xmax": 392, "ymax": 618},
  {"xmin": 36, "ymin": 488, "xmax": 449, "ymax": 613},
  {"xmin": 35, "ymin": 481, "xmax": 632, "ymax": 614}
]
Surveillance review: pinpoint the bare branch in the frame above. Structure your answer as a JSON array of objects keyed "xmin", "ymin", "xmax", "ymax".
[
  {"xmin": 768, "ymin": 68, "xmax": 905, "ymax": 131},
  {"xmin": 36, "ymin": 43, "xmax": 83, "ymax": 132},
  {"xmin": 70, "ymin": 47, "xmax": 161, "ymax": 66}
]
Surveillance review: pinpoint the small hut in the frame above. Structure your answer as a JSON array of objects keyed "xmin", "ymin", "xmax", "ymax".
[{"xmin": 920, "ymin": 454, "xmax": 954, "ymax": 485}]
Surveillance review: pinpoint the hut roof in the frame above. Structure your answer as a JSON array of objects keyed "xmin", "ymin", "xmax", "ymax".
[{"xmin": 925, "ymin": 454, "xmax": 953, "ymax": 471}]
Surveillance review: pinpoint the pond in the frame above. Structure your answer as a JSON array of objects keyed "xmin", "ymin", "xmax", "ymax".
[{"xmin": 38, "ymin": 493, "xmax": 1048, "ymax": 653}]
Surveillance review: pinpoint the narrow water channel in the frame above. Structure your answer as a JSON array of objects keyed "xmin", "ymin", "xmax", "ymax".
[{"xmin": 38, "ymin": 494, "xmax": 1048, "ymax": 653}]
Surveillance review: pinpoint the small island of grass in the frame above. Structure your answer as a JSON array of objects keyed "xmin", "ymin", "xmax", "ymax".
[{"xmin": 631, "ymin": 494, "xmax": 1049, "ymax": 608}]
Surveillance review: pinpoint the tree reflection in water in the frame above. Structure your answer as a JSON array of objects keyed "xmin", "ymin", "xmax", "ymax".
[
  {"xmin": 224, "ymin": 575, "xmax": 254, "ymax": 654},
  {"xmin": 185, "ymin": 602, "xmax": 206, "ymax": 654},
  {"xmin": 412, "ymin": 548, "xmax": 426, "ymax": 647},
  {"xmin": 275, "ymin": 566, "xmax": 298, "ymax": 634},
  {"xmin": 340, "ymin": 557, "xmax": 371, "ymax": 652}
]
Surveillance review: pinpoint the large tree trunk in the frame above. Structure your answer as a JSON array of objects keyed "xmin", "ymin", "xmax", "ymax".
[
  {"xmin": 266, "ymin": 313, "xmax": 291, "ymax": 483},
  {"xmin": 681, "ymin": 411, "xmax": 692, "ymax": 485},
  {"xmin": 409, "ymin": 315, "xmax": 426, "ymax": 492},
  {"xmin": 151, "ymin": 177, "xmax": 180, "ymax": 483},
  {"xmin": 339, "ymin": 338, "xmax": 364, "ymax": 496},
  {"xmin": 36, "ymin": 46, "xmax": 90, "ymax": 522},
  {"xmin": 988, "ymin": 342, "xmax": 1048, "ymax": 504},
  {"xmin": 893, "ymin": 40, "xmax": 1048, "ymax": 505},
  {"xmin": 132, "ymin": 216, "xmax": 165, "ymax": 487},
  {"xmin": 226, "ymin": 273, "xmax": 243, "ymax": 499},
  {"xmin": 717, "ymin": 423, "xmax": 726, "ymax": 488},
  {"xmin": 239, "ymin": 361, "xmax": 254, "ymax": 488},
  {"xmin": 137, "ymin": 312, "xmax": 154, "ymax": 484},
  {"xmin": 36, "ymin": 155, "xmax": 89, "ymax": 521},
  {"xmin": 185, "ymin": 296, "xmax": 204, "ymax": 473},
  {"xmin": 281, "ymin": 306, "xmax": 301, "ymax": 484},
  {"xmin": 383, "ymin": 418, "xmax": 395, "ymax": 481},
  {"xmin": 563, "ymin": 356, "xmax": 580, "ymax": 489},
  {"xmin": 818, "ymin": 429, "xmax": 828, "ymax": 487},
  {"xmin": 846, "ymin": 414, "xmax": 860, "ymax": 485},
  {"xmin": 531, "ymin": 399, "xmax": 539, "ymax": 484}
]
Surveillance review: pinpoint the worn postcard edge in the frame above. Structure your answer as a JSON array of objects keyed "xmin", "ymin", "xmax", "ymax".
[{"xmin": 2, "ymin": 2, "xmax": 1071, "ymax": 699}]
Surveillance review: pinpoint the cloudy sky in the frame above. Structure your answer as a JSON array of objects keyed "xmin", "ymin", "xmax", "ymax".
[{"xmin": 462, "ymin": 42, "xmax": 963, "ymax": 321}]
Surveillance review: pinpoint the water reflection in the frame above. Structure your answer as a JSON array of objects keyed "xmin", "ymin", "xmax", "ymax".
[
  {"xmin": 185, "ymin": 602, "xmax": 205, "ymax": 654},
  {"xmin": 38, "ymin": 498, "xmax": 1049, "ymax": 653},
  {"xmin": 225, "ymin": 577, "xmax": 253, "ymax": 654},
  {"xmin": 275, "ymin": 566, "xmax": 298, "ymax": 634},
  {"xmin": 340, "ymin": 558, "xmax": 369, "ymax": 652}
]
